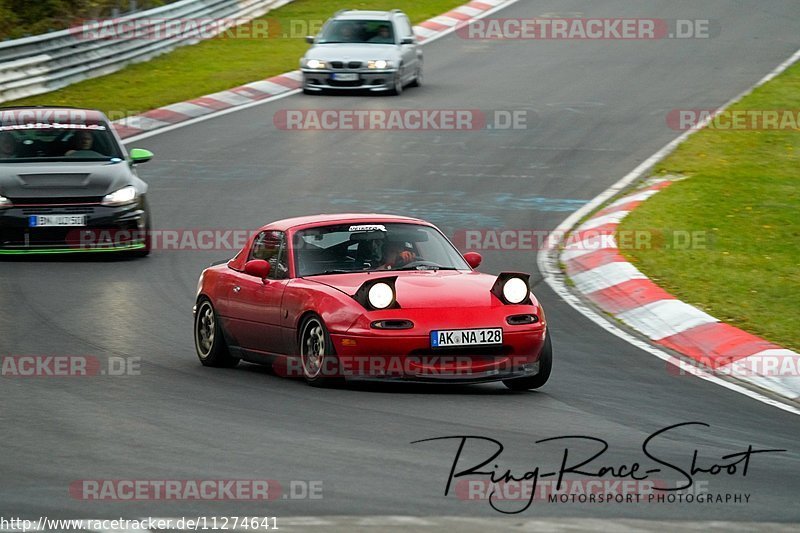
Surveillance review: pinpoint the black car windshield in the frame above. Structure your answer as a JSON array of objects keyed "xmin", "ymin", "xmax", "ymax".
[
  {"xmin": 0, "ymin": 124, "xmax": 124, "ymax": 162},
  {"xmin": 294, "ymin": 223, "xmax": 470, "ymax": 277},
  {"xmin": 317, "ymin": 20, "xmax": 395, "ymax": 44}
]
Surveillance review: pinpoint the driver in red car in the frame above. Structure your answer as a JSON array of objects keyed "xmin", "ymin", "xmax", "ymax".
[{"xmin": 381, "ymin": 240, "xmax": 417, "ymax": 269}]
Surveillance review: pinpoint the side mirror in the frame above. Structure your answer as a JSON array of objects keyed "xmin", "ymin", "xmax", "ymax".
[
  {"xmin": 400, "ymin": 37, "xmax": 415, "ymax": 45},
  {"xmin": 129, "ymin": 148, "xmax": 153, "ymax": 164},
  {"xmin": 244, "ymin": 259, "xmax": 271, "ymax": 279},
  {"xmin": 305, "ymin": 35, "xmax": 315, "ymax": 44},
  {"xmin": 464, "ymin": 252, "xmax": 482, "ymax": 269}
]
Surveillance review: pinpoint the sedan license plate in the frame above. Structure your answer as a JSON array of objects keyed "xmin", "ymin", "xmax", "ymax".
[
  {"xmin": 332, "ymin": 72, "xmax": 359, "ymax": 81},
  {"xmin": 28, "ymin": 215, "xmax": 87, "ymax": 227},
  {"xmin": 431, "ymin": 328, "xmax": 503, "ymax": 348}
]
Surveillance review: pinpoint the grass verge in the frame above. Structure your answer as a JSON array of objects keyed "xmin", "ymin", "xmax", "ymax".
[
  {"xmin": 618, "ymin": 61, "xmax": 800, "ymax": 351},
  {"xmin": 5, "ymin": 0, "xmax": 465, "ymax": 116}
]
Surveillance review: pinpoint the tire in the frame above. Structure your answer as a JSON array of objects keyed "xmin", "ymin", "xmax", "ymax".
[
  {"xmin": 409, "ymin": 64, "xmax": 422, "ymax": 87},
  {"xmin": 302, "ymin": 87, "xmax": 315, "ymax": 95},
  {"xmin": 195, "ymin": 299, "xmax": 239, "ymax": 368},
  {"xmin": 130, "ymin": 216, "xmax": 151, "ymax": 257},
  {"xmin": 299, "ymin": 314, "xmax": 342, "ymax": 387},
  {"xmin": 503, "ymin": 329, "xmax": 552, "ymax": 391},
  {"xmin": 390, "ymin": 71, "xmax": 404, "ymax": 96}
]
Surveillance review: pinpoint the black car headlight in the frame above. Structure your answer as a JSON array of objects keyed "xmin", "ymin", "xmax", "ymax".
[
  {"xmin": 101, "ymin": 185, "xmax": 137, "ymax": 206},
  {"xmin": 491, "ymin": 272, "xmax": 532, "ymax": 305}
]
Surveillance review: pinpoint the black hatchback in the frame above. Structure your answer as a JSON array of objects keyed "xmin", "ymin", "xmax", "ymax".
[{"xmin": 0, "ymin": 107, "xmax": 154, "ymax": 256}]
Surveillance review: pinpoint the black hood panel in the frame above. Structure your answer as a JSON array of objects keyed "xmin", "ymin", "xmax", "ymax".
[{"xmin": 0, "ymin": 162, "xmax": 134, "ymax": 200}]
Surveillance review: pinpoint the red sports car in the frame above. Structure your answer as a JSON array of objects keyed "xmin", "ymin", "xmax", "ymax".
[{"xmin": 193, "ymin": 214, "xmax": 551, "ymax": 389}]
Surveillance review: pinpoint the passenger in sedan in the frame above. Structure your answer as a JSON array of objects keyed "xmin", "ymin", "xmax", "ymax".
[{"xmin": 369, "ymin": 25, "xmax": 393, "ymax": 44}]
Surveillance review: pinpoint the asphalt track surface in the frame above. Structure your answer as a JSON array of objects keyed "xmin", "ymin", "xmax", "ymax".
[{"xmin": 1, "ymin": 0, "xmax": 799, "ymax": 524}]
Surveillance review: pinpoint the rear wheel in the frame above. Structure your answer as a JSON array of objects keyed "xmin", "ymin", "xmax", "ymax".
[
  {"xmin": 503, "ymin": 330, "xmax": 552, "ymax": 391},
  {"xmin": 299, "ymin": 315, "xmax": 342, "ymax": 387},
  {"xmin": 195, "ymin": 299, "xmax": 239, "ymax": 368}
]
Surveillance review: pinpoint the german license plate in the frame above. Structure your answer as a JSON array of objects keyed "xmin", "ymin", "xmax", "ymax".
[
  {"xmin": 332, "ymin": 72, "xmax": 358, "ymax": 81},
  {"xmin": 28, "ymin": 215, "xmax": 87, "ymax": 227},
  {"xmin": 431, "ymin": 328, "xmax": 503, "ymax": 347}
]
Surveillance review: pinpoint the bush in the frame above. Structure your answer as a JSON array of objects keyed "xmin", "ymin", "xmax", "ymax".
[{"xmin": 0, "ymin": 0, "xmax": 177, "ymax": 40}]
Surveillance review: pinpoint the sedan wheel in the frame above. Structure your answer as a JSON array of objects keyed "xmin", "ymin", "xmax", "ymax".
[
  {"xmin": 390, "ymin": 72, "xmax": 404, "ymax": 95},
  {"xmin": 409, "ymin": 65, "xmax": 422, "ymax": 87}
]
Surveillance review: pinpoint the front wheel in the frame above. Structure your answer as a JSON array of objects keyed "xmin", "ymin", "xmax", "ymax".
[
  {"xmin": 195, "ymin": 299, "xmax": 239, "ymax": 368},
  {"xmin": 409, "ymin": 65, "xmax": 422, "ymax": 87},
  {"xmin": 503, "ymin": 330, "xmax": 552, "ymax": 391},
  {"xmin": 299, "ymin": 315, "xmax": 342, "ymax": 387},
  {"xmin": 390, "ymin": 71, "xmax": 404, "ymax": 96}
]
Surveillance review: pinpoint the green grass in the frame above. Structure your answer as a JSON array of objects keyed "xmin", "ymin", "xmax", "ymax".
[
  {"xmin": 5, "ymin": 0, "xmax": 465, "ymax": 116},
  {"xmin": 619, "ymin": 61, "xmax": 800, "ymax": 351}
]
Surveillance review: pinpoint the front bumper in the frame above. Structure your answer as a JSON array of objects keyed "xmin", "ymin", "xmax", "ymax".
[
  {"xmin": 328, "ymin": 317, "xmax": 547, "ymax": 383},
  {"xmin": 302, "ymin": 69, "xmax": 397, "ymax": 91},
  {"xmin": 0, "ymin": 201, "xmax": 148, "ymax": 254}
]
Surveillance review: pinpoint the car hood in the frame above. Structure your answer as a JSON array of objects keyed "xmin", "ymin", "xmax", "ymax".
[
  {"xmin": 0, "ymin": 160, "xmax": 135, "ymax": 200},
  {"xmin": 306, "ymin": 270, "xmax": 502, "ymax": 309},
  {"xmin": 305, "ymin": 43, "xmax": 401, "ymax": 62}
]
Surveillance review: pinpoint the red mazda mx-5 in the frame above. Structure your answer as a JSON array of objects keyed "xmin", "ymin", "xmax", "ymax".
[{"xmin": 193, "ymin": 214, "xmax": 552, "ymax": 389}]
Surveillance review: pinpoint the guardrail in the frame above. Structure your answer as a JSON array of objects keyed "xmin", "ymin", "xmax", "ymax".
[{"xmin": 0, "ymin": 0, "xmax": 294, "ymax": 104}]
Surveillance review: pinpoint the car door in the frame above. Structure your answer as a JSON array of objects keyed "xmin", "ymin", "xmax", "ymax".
[
  {"xmin": 395, "ymin": 15, "xmax": 419, "ymax": 81},
  {"xmin": 225, "ymin": 230, "xmax": 290, "ymax": 353}
]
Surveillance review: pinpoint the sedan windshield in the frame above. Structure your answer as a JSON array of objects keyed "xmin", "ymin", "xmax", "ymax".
[
  {"xmin": 0, "ymin": 123, "xmax": 124, "ymax": 162},
  {"xmin": 294, "ymin": 223, "xmax": 470, "ymax": 276},
  {"xmin": 317, "ymin": 20, "xmax": 395, "ymax": 44}
]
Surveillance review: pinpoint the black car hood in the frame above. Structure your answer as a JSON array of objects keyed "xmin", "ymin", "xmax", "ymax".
[{"xmin": 0, "ymin": 160, "xmax": 135, "ymax": 200}]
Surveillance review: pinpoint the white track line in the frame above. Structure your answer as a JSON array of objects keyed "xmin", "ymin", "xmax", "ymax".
[{"xmin": 538, "ymin": 47, "xmax": 800, "ymax": 415}]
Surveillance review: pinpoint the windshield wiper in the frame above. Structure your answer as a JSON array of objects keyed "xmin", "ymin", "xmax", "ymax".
[
  {"xmin": 393, "ymin": 265, "xmax": 458, "ymax": 271},
  {"xmin": 305, "ymin": 269, "xmax": 355, "ymax": 276}
]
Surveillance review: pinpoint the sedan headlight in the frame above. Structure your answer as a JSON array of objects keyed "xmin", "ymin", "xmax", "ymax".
[
  {"xmin": 368, "ymin": 60, "xmax": 393, "ymax": 69},
  {"xmin": 0, "ymin": 194, "xmax": 11, "ymax": 209},
  {"xmin": 101, "ymin": 185, "xmax": 137, "ymax": 206},
  {"xmin": 305, "ymin": 59, "xmax": 327, "ymax": 69}
]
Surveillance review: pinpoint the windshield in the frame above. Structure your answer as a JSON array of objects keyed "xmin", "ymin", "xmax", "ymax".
[
  {"xmin": 0, "ymin": 123, "xmax": 124, "ymax": 162},
  {"xmin": 294, "ymin": 223, "xmax": 470, "ymax": 276},
  {"xmin": 317, "ymin": 19, "xmax": 395, "ymax": 44}
]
